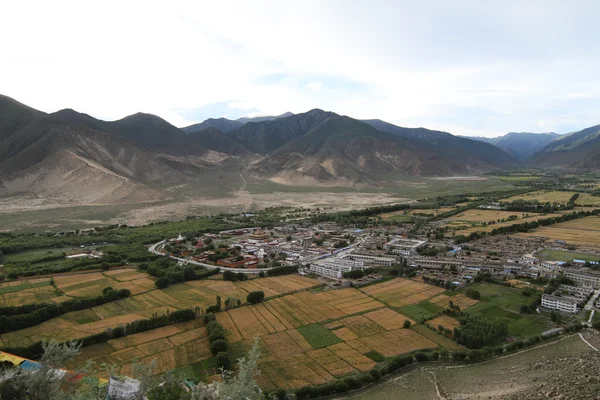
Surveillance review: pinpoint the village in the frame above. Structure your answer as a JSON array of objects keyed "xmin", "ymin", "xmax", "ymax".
[{"xmin": 152, "ymin": 217, "xmax": 600, "ymax": 319}]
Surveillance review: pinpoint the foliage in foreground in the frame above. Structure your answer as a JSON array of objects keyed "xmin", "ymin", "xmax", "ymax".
[{"xmin": 0, "ymin": 339, "xmax": 265, "ymax": 400}]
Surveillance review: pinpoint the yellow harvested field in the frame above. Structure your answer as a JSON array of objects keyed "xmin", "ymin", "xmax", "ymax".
[
  {"xmin": 264, "ymin": 292, "xmax": 345, "ymax": 329},
  {"xmin": 126, "ymin": 325, "xmax": 182, "ymax": 346},
  {"xmin": 314, "ymin": 288, "xmax": 384, "ymax": 315},
  {"xmin": 331, "ymin": 327, "xmax": 359, "ymax": 341},
  {"xmin": 235, "ymin": 275, "xmax": 320, "ymax": 297},
  {"xmin": 575, "ymin": 193, "xmax": 600, "ymax": 206},
  {"xmin": 307, "ymin": 348, "xmax": 355, "ymax": 376},
  {"xmin": 448, "ymin": 209, "xmax": 528, "ymax": 223},
  {"xmin": 428, "ymin": 315, "xmax": 460, "ymax": 331},
  {"xmin": 411, "ymin": 325, "xmax": 464, "ymax": 351},
  {"xmin": 431, "ymin": 293, "xmax": 478, "ymax": 310},
  {"xmin": 364, "ymin": 308, "xmax": 416, "ymax": 330},
  {"xmin": 360, "ymin": 278, "xmax": 444, "ymax": 307},
  {"xmin": 137, "ymin": 338, "xmax": 174, "ymax": 355},
  {"xmin": 168, "ymin": 327, "xmax": 207, "ymax": 346},
  {"xmin": 262, "ymin": 330, "xmax": 313, "ymax": 359},
  {"xmin": 455, "ymin": 213, "xmax": 561, "ymax": 236},
  {"xmin": 338, "ymin": 315, "xmax": 385, "ymax": 338},
  {"xmin": 380, "ymin": 207, "xmax": 455, "ymax": 219},
  {"xmin": 501, "ymin": 190, "xmax": 578, "ymax": 204},
  {"xmin": 54, "ymin": 271, "xmax": 153, "ymax": 297},
  {"xmin": 328, "ymin": 342, "xmax": 375, "ymax": 372},
  {"xmin": 513, "ymin": 216, "xmax": 600, "ymax": 249},
  {"xmin": 227, "ymin": 307, "xmax": 272, "ymax": 338},
  {"xmin": 0, "ymin": 282, "xmax": 62, "ymax": 307},
  {"xmin": 358, "ymin": 329, "xmax": 437, "ymax": 357},
  {"xmin": 216, "ymin": 312, "xmax": 243, "ymax": 343}
]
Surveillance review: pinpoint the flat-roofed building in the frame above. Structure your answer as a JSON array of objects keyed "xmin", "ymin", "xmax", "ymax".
[
  {"xmin": 563, "ymin": 268, "xmax": 600, "ymax": 289},
  {"xmin": 414, "ymin": 259, "xmax": 463, "ymax": 270},
  {"xmin": 309, "ymin": 264, "xmax": 342, "ymax": 279},
  {"xmin": 347, "ymin": 253, "xmax": 396, "ymax": 267},
  {"xmin": 541, "ymin": 294, "xmax": 578, "ymax": 313}
]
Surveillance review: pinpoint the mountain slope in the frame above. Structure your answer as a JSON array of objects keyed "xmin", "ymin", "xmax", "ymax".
[
  {"xmin": 463, "ymin": 132, "xmax": 559, "ymax": 163},
  {"xmin": 182, "ymin": 118, "xmax": 243, "ymax": 134},
  {"xmin": 236, "ymin": 112, "xmax": 293, "ymax": 124},
  {"xmin": 252, "ymin": 117, "xmax": 518, "ymax": 185},
  {"xmin": 0, "ymin": 97, "xmax": 196, "ymax": 204},
  {"xmin": 362, "ymin": 119, "xmax": 518, "ymax": 168},
  {"xmin": 533, "ymin": 124, "xmax": 600, "ymax": 169},
  {"xmin": 186, "ymin": 127, "xmax": 248, "ymax": 155},
  {"xmin": 229, "ymin": 109, "xmax": 336, "ymax": 154}
]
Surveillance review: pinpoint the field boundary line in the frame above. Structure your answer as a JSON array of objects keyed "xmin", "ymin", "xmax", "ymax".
[{"xmin": 578, "ymin": 332, "xmax": 598, "ymax": 351}]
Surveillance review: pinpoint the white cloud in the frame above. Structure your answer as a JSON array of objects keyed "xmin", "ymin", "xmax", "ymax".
[{"xmin": 1, "ymin": 0, "xmax": 599, "ymax": 137}]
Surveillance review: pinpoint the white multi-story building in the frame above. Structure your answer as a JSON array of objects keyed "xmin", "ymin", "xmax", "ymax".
[
  {"xmin": 309, "ymin": 264, "xmax": 342, "ymax": 279},
  {"xmin": 522, "ymin": 254, "xmax": 539, "ymax": 265},
  {"xmin": 383, "ymin": 238, "xmax": 427, "ymax": 256},
  {"xmin": 347, "ymin": 253, "xmax": 396, "ymax": 267},
  {"xmin": 541, "ymin": 294, "xmax": 579, "ymax": 313},
  {"xmin": 558, "ymin": 284, "xmax": 594, "ymax": 296},
  {"xmin": 541, "ymin": 260, "xmax": 564, "ymax": 270},
  {"xmin": 414, "ymin": 259, "xmax": 463, "ymax": 270},
  {"xmin": 563, "ymin": 269, "xmax": 600, "ymax": 289},
  {"xmin": 319, "ymin": 258, "xmax": 365, "ymax": 270}
]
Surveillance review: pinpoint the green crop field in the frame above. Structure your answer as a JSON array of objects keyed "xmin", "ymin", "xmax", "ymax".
[
  {"xmin": 296, "ymin": 324, "xmax": 342, "ymax": 348},
  {"xmin": 537, "ymin": 249, "xmax": 600, "ymax": 263},
  {"xmin": 398, "ymin": 301, "xmax": 443, "ymax": 321}
]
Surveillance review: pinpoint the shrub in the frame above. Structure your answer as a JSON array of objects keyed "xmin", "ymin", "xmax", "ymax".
[
  {"xmin": 210, "ymin": 339, "xmax": 228, "ymax": 355},
  {"xmin": 117, "ymin": 288, "xmax": 131, "ymax": 298},
  {"xmin": 222, "ymin": 270, "xmax": 236, "ymax": 281},
  {"xmin": 215, "ymin": 352, "xmax": 230, "ymax": 370},
  {"xmin": 202, "ymin": 312, "xmax": 216, "ymax": 324},
  {"xmin": 247, "ymin": 291, "xmax": 265, "ymax": 304},
  {"xmin": 403, "ymin": 320, "xmax": 411, "ymax": 329},
  {"xmin": 414, "ymin": 352, "xmax": 429, "ymax": 362},
  {"xmin": 258, "ymin": 271, "xmax": 266, "ymax": 278},
  {"xmin": 465, "ymin": 288, "xmax": 481, "ymax": 300},
  {"xmin": 155, "ymin": 276, "xmax": 170, "ymax": 289}
]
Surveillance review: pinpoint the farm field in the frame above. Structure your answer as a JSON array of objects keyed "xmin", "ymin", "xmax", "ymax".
[
  {"xmin": 69, "ymin": 282, "xmax": 445, "ymax": 390},
  {"xmin": 447, "ymin": 209, "xmax": 529, "ymax": 223},
  {"xmin": 574, "ymin": 193, "xmax": 600, "ymax": 206},
  {"xmin": 0, "ymin": 274, "xmax": 321, "ymax": 349},
  {"xmin": 465, "ymin": 302, "xmax": 550, "ymax": 338},
  {"xmin": 379, "ymin": 207, "xmax": 455, "ymax": 221},
  {"xmin": 0, "ymin": 278, "xmax": 60, "ymax": 307},
  {"xmin": 537, "ymin": 249, "xmax": 600, "ymax": 263},
  {"xmin": 512, "ymin": 216, "xmax": 600, "ymax": 250},
  {"xmin": 495, "ymin": 175, "xmax": 541, "ymax": 182},
  {"xmin": 359, "ymin": 278, "xmax": 445, "ymax": 308},
  {"xmin": 500, "ymin": 190, "xmax": 577, "ymax": 204},
  {"xmin": 454, "ymin": 213, "xmax": 561, "ymax": 236}
]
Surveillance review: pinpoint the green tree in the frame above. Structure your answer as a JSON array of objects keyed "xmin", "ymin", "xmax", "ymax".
[
  {"xmin": 403, "ymin": 320, "xmax": 411, "ymax": 329},
  {"xmin": 155, "ymin": 276, "xmax": 170, "ymax": 289},
  {"xmin": 247, "ymin": 291, "xmax": 265, "ymax": 304}
]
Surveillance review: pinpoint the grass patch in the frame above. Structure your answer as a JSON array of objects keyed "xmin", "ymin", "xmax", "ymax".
[
  {"xmin": 466, "ymin": 283, "xmax": 533, "ymax": 313},
  {"xmin": 0, "ymin": 281, "xmax": 50, "ymax": 295},
  {"xmin": 297, "ymin": 324, "xmax": 342, "ymax": 349},
  {"xmin": 411, "ymin": 325, "xmax": 464, "ymax": 351},
  {"xmin": 465, "ymin": 302, "xmax": 550, "ymax": 339},
  {"xmin": 365, "ymin": 351, "xmax": 386, "ymax": 362},
  {"xmin": 398, "ymin": 301, "xmax": 443, "ymax": 322},
  {"xmin": 537, "ymin": 249, "xmax": 600, "ymax": 263}
]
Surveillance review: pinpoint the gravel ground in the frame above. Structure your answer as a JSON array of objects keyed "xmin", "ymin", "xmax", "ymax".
[{"xmin": 345, "ymin": 331, "xmax": 600, "ymax": 400}]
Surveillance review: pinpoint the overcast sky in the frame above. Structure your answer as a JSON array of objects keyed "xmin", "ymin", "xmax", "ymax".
[{"xmin": 2, "ymin": 1, "xmax": 599, "ymax": 137}]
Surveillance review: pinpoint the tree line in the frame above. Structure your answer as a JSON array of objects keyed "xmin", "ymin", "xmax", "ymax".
[{"xmin": 0, "ymin": 287, "xmax": 131, "ymax": 334}]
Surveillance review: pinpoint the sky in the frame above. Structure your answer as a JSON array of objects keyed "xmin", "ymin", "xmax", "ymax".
[{"xmin": 1, "ymin": 0, "xmax": 600, "ymax": 137}]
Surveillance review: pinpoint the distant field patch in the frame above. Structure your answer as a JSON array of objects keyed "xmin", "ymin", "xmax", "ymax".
[
  {"xmin": 500, "ymin": 190, "xmax": 577, "ymax": 204},
  {"xmin": 359, "ymin": 278, "xmax": 444, "ymax": 308},
  {"xmin": 513, "ymin": 216, "xmax": 600, "ymax": 250},
  {"xmin": 411, "ymin": 325, "xmax": 464, "ymax": 351},
  {"xmin": 537, "ymin": 249, "xmax": 600, "ymax": 263},
  {"xmin": 427, "ymin": 315, "xmax": 460, "ymax": 331}
]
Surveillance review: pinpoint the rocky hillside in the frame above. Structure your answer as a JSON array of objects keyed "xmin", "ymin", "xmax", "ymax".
[
  {"xmin": 533, "ymin": 124, "xmax": 600, "ymax": 170},
  {"xmin": 466, "ymin": 132, "xmax": 560, "ymax": 163}
]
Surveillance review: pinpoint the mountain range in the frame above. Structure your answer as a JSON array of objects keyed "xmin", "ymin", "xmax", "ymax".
[{"xmin": 1, "ymin": 93, "xmax": 598, "ymax": 206}]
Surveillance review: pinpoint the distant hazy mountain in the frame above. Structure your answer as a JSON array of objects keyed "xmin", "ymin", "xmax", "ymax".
[
  {"xmin": 464, "ymin": 132, "xmax": 559, "ymax": 163},
  {"xmin": 533, "ymin": 124, "xmax": 600, "ymax": 169}
]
